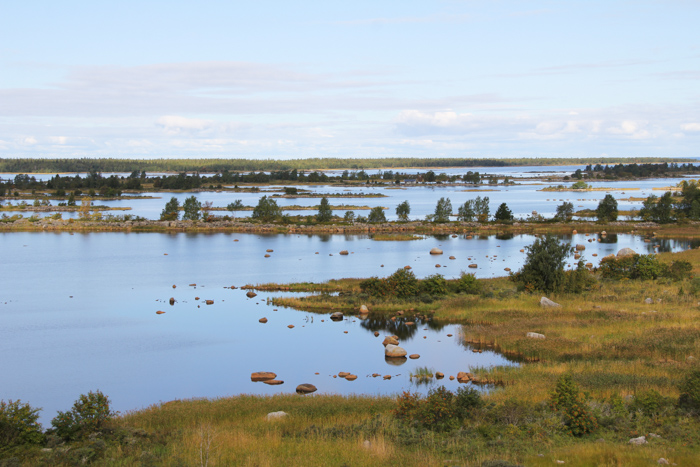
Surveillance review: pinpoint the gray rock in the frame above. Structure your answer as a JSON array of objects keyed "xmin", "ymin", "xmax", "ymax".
[
  {"xmin": 540, "ymin": 297, "xmax": 561, "ymax": 308},
  {"xmin": 385, "ymin": 344, "xmax": 407, "ymax": 358},
  {"xmin": 330, "ymin": 312, "xmax": 344, "ymax": 321},
  {"xmin": 266, "ymin": 411, "xmax": 287, "ymax": 420},
  {"xmin": 617, "ymin": 247, "xmax": 637, "ymax": 257},
  {"xmin": 644, "ymin": 298, "xmax": 653, "ymax": 304},
  {"xmin": 657, "ymin": 458, "xmax": 669, "ymax": 465},
  {"xmin": 629, "ymin": 435, "xmax": 647, "ymax": 445},
  {"xmin": 526, "ymin": 332, "xmax": 545, "ymax": 339}
]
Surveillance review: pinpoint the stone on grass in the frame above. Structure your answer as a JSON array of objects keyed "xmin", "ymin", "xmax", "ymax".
[
  {"xmin": 628, "ymin": 435, "xmax": 647, "ymax": 445},
  {"xmin": 527, "ymin": 332, "xmax": 545, "ymax": 339},
  {"xmin": 266, "ymin": 411, "xmax": 287, "ymax": 420},
  {"xmin": 540, "ymin": 297, "xmax": 561, "ymax": 308}
]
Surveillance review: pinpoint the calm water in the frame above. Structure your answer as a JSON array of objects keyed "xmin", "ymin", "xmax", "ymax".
[{"xmin": 1, "ymin": 230, "xmax": 696, "ymax": 425}]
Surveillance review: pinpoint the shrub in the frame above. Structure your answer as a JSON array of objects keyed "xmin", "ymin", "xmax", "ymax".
[
  {"xmin": 455, "ymin": 387, "xmax": 484, "ymax": 417},
  {"xmin": 550, "ymin": 374, "xmax": 597, "ymax": 436},
  {"xmin": 678, "ymin": 370, "xmax": 700, "ymax": 413},
  {"xmin": 0, "ymin": 399, "xmax": 43, "ymax": 447},
  {"xmin": 393, "ymin": 391, "xmax": 422, "ymax": 423},
  {"xmin": 386, "ymin": 268, "xmax": 419, "ymax": 298},
  {"xmin": 420, "ymin": 386, "xmax": 458, "ymax": 431},
  {"xmin": 665, "ymin": 260, "xmax": 693, "ymax": 281},
  {"xmin": 631, "ymin": 389, "xmax": 667, "ymax": 417},
  {"xmin": 359, "ymin": 276, "xmax": 389, "ymax": 297},
  {"xmin": 596, "ymin": 194, "xmax": 618, "ymax": 222},
  {"xmin": 252, "ymin": 196, "xmax": 282, "ymax": 222},
  {"xmin": 51, "ymin": 390, "xmax": 114, "ymax": 440},
  {"xmin": 453, "ymin": 271, "xmax": 482, "ymax": 294},
  {"xmin": 512, "ymin": 235, "xmax": 574, "ymax": 293},
  {"xmin": 561, "ymin": 260, "xmax": 596, "ymax": 293},
  {"xmin": 395, "ymin": 200, "xmax": 410, "ymax": 221},
  {"xmin": 367, "ymin": 206, "xmax": 386, "ymax": 223},
  {"xmin": 420, "ymin": 274, "xmax": 448, "ymax": 296},
  {"xmin": 599, "ymin": 254, "xmax": 665, "ymax": 280}
]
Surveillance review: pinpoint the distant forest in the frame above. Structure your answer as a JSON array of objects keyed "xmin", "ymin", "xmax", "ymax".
[{"xmin": 0, "ymin": 156, "xmax": 694, "ymax": 174}]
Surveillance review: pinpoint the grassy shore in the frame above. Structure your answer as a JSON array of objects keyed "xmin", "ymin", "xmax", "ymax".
[{"xmin": 2, "ymin": 235, "xmax": 700, "ymax": 466}]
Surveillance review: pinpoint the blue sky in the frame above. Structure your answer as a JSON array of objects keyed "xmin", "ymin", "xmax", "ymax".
[{"xmin": 1, "ymin": 0, "xmax": 699, "ymax": 159}]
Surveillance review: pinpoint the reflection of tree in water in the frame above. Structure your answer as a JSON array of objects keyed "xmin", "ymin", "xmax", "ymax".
[
  {"xmin": 495, "ymin": 233, "xmax": 514, "ymax": 241},
  {"xmin": 433, "ymin": 234, "xmax": 450, "ymax": 241},
  {"xmin": 597, "ymin": 233, "xmax": 618, "ymax": 244},
  {"xmin": 360, "ymin": 316, "xmax": 446, "ymax": 340},
  {"xmin": 654, "ymin": 238, "xmax": 674, "ymax": 253}
]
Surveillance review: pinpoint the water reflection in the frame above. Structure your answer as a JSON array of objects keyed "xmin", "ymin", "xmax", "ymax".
[
  {"xmin": 597, "ymin": 233, "xmax": 618, "ymax": 244},
  {"xmin": 360, "ymin": 317, "xmax": 446, "ymax": 340}
]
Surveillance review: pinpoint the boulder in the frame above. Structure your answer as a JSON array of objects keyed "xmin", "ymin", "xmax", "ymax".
[
  {"xmin": 404, "ymin": 265, "xmax": 412, "ymax": 269},
  {"xmin": 468, "ymin": 264, "xmax": 477, "ymax": 268},
  {"xmin": 259, "ymin": 317, "xmax": 268, "ymax": 323},
  {"xmin": 644, "ymin": 298, "xmax": 654, "ymax": 304},
  {"xmin": 617, "ymin": 248, "xmax": 637, "ymax": 257},
  {"xmin": 339, "ymin": 250, "xmax": 349, "ymax": 255},
  {"xmin": 156, "ymin": 310, "xmax": 165, "ymax": 315},
  {"xmin": 296, "ymin": 384, "xmax": 317, "ymax": 394},
  {"xmin": 345, "ymin": 375, "xmax": 357, "ymax": 381},
  {"xmin": 266, "ymin": 411, "xmax": 287, "ymax": 420},
  {"xmin": 527, "ymin": 332, "xmax": 546, "ymax": 339},
  {"xmin": 382, "ymin": 336, "xmax": 399, "ymax": 346},
  {"xmin": 383, "ymin": 375, "xmax": 391, "ymax": 380},
  {"xmin": 449, "ymin": 256, "xmax": 456, "ymax": 260},
  {"xmin": 430, "ymin": 247, "xmax": 443, "ymax": 255},
  {"xmin": 385, "ymin": 344, "xmax": 407, "ymax": 358},
  {"xmin": 266, "ymin": 249, "xmax": 273, "ymax": 252},
  {"xmin": 575, "ymin": 244, "xmax": 586, "ymax": 251},
  {"xmin": 246, "ymin": 291, "xmax": 257, "ymax": 298},
  {"xmin": 359, "ymin": 305, "xmax": 369, "ymax": 314},
  {"xmin": 540, "ymin": 297, "xmax": 561, "ymax": 308},
  {"xmin": 628, "ymin": 436, "xmax": 647, "ymax": 445},
  {"xmin": 374, "ymin": 331, "xmax": 379, "ymax": 337},
  {"xmin": 409, "ymin": 354, "xmax": 420, "ymax": 359},
  {"xmin": 169, "ymin": 297, "xmax": 175, "ymax": 305},
  {"xmin": 436, "ymin": 372, "xmax": 444, "ymax": 379},
  {"xmin": 330, "ymin": 312, "xmax": 344, "ymax": 321},
  {"xmin": 264, "ymin": 254, "xmax": 270, "ymax": 258},
  {"xmin": 205, "ymin": 300, "xmax": 214, "ymax": 305},
  {"xmin": 251, "ymin": 372, "xmax": 277, "ymax": 382},
  {"xmin": 287, "ymin": 324, "xmax": 294, "ymax": 329}
]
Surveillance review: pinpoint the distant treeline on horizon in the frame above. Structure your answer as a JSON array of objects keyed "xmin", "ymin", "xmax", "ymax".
[{"xmin": 0, "ymin": 156, "xmax": 694, "ymax": 174}]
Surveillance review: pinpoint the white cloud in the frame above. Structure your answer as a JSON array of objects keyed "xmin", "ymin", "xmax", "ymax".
[
  {"xmin": 156, "ymin": 115, "xmax": 213, "ymax": 135},
  {"xmin": 681, "ymin": 122, "xmax": 700, "ymax": 132},
  {"xmin": 22, "ymin": 136, "xmax": 37, "ymax": 145},
  {"xmin": 49, "ymin": 136, "xmax": 67, "ymax": 144}
]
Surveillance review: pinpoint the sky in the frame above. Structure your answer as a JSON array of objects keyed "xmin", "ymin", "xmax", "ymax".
[{"xmin": 1, "ymin": 0, "xmax": 699, "ymax": 160}]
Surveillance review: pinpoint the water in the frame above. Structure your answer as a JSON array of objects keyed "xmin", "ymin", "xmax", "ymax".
[{"xmin": 1, "ymin": 230, "xmax": 695, "ymax": 425}]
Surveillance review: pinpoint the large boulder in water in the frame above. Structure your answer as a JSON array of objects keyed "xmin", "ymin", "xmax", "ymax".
[
  {"xmin": 382, "ymin": 336, "xmax": 399, "ymax": 346},
  {"xmin": 251, "ymin": 372, "xmax": 277, "ymax": 382},
  {"xmin": 385, "ymin": 344, "xmax": 407, "ymax": 358},
  {"xmin": 617, "ymin": 248, "xmax": 637, "ymax": 257},
  {"xmin": 296, "ymin": 384, "xmax": 317, "ymax": 394},
  {"xmin": 330, "ymin": 312, "xmax": 344, "ymax": 321},
  {"xmin": 430, "ymin": 248, "xmax": 443, "ymax": 255}
]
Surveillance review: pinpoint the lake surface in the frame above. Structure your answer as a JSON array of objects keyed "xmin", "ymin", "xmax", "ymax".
[{"xmin": 1, "ymin": 230, "xmax": 696, "ymax": 425}]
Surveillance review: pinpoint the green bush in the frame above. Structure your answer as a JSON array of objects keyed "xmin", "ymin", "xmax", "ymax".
[
  {"xmin": 0, "ymin": 399, "xmax": 43, "ymax": 447},
  {"xmin": 359, "ymin": 276, "xmax": 389, "ymax": 297},
  {"xmin": 512, "ymin": 235, "xmax": 574, "ymax": 293},
  {"xmin": 386, "ymin": 268, "xmax": 419, "ymax": 298},
  {"xmin": 599, "ymin": 254, "xmax": 665, "ymax": 280},
  {"xmin": 631, "ymin": 389, "xmax": 667, "ymax": 417},
  {"xmin": 51, "ymin": 390, "xmax": 114, "ymax": 440},
  {"xmin": 420, "ymin": 274, "xmax": 448, "ymax": 296},
  {"xmin": 420, "ymin": 386, "xmax": 458, "ymax": 431},
  {"xmin": 550, "ymin": 374, "xmax": 597, "ymax": 436},
  {"xmin": 666, "ymin": 260, "xmax": 693, "ymax": 281},
  {"xmin": 455, "ymin": 387, "xmax": 484, "ymax": 417},
  {"xmin": 678, "ymin": 370, "xmax": 700, "ymax": 413},
  {"xmin": 453, "ymin": 272, "xmax": 481, "ymax": 294},
  {"xmin": 561, "ymin": 260, "xmax": 596, "ymax": 293}
]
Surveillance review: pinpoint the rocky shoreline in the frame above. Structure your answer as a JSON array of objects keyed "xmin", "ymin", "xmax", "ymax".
[{"xmin": 0, "ymin": 216, "xmax": 680, "ymax": 235}]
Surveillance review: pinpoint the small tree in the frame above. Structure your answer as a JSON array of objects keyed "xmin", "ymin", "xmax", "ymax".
[
  {"xmin": 512, "ymin": 235, "xmax": 574, "ymax": 293},
  {"xmin": 550, "ymin": 374, "xmax": 597, "ymax": 436},
  {"xmin": 640, "ymin": 192, "xmax": 674, "ymax": 223},
  {"xmin": 226, "ymin": 200, "xmax": 244, "ymax": 212},
  {"xmin": 596, "ymin": 194, "xmax": 618, "ymax": 222},
  {"xmin": 182, "ymin": 196, "xmax": 201, "ymax": 221},
  {"xmin": 494, "ymin": 202, "xmax": 514, "ymax": 222},
  {"xmin": 67, "ymin": 192, "xmax": 76, "ymax": 206},
  {"xmin": 160, "ymin": 197, "xmax": 180, "ymax": 221},
  {"xmin": 51, "ymin": 390, "xmax": 114, "ymax": 440},
  {"xmin": 457, "ymin": 201, "xmax": 476, "ymax": 222},
  {"xmin": 554, "ymin": 201, "xmax": 574, "ymax": 221},
  {"xmin": 343, "ymin": 210, "xmax": 355, "ymax": 223},
  {"xmin": 0, "ymin": 399, "xmax": 43, "ymax": 447},
  {"xmin": 251, "ymin": 196, "xmax": 282, "ymax": 222},
  {"xmin": 433, "ymin": 197, "xmax": 452, "ymax": 223},
  {"xmin": 474, "ymin": 196, "xmax": 490, "ymax": 222},
  {"xmin": 368, "ymin": 206, "xmax": 387, "ymax": 223},
  {"xmin": 316, "ymin": 197, "xmax": 332, "ymax": 222},
  {"xmin": 201, "ymin": 200, "xmax": 214, "ymax": 221},
  {"xmin": 396, "ymin": 200, "xmax": 410, "ymax": 221}
]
